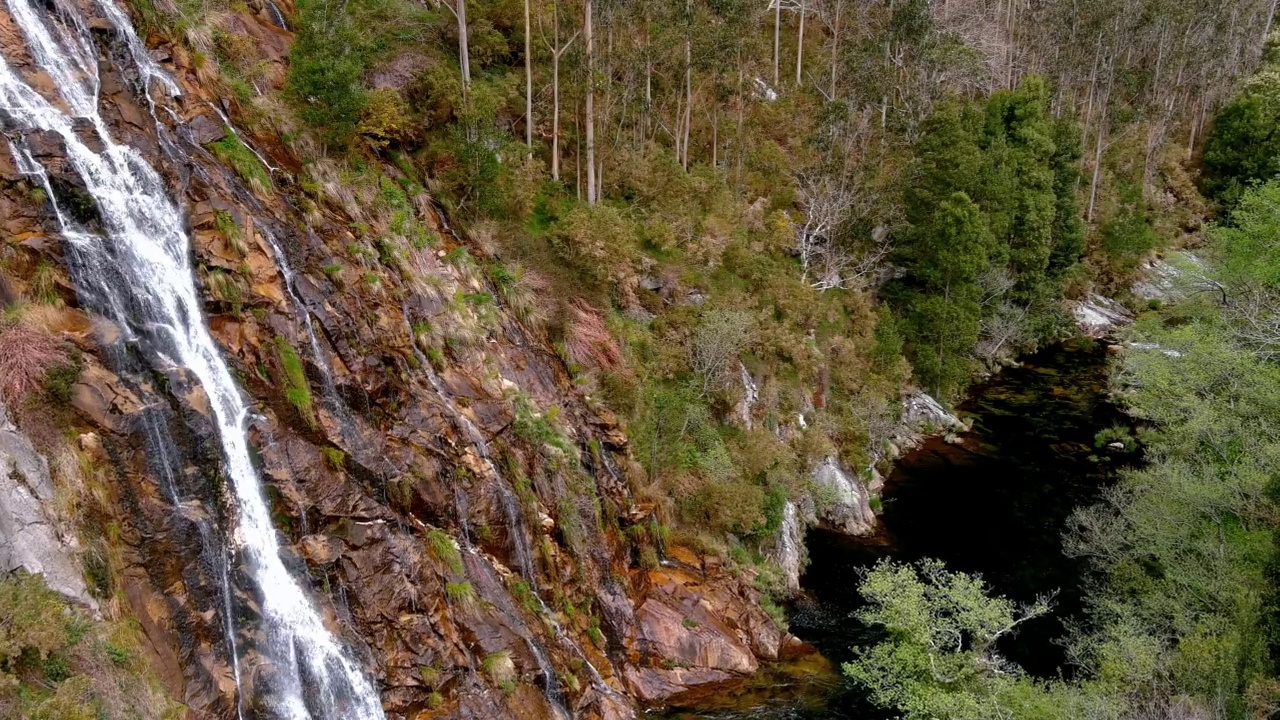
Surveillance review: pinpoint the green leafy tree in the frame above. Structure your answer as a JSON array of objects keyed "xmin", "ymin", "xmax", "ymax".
[
  {"xmin": 979, "ymin": 77, "xmax": 1058, "ymax": 300},
  {"xmin": 844, "ymin": 560, "xmax": 1060, "ymax": 720},
  {"xmin": 897, "ymin": 192, "xmax": 993, "ymax": 397},
  {"xmin": 1203, "ymin": 65, "xmax": 1280, "ymax": 207},
  {"xmin": 1046, "ymin": 117, "xmax": 1086, "ymax": 279}
]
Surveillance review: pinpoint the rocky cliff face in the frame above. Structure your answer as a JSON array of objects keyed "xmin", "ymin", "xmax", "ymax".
[{"xmin": 0, "ymin": 0, "xmax": 799, "ymax": 717}]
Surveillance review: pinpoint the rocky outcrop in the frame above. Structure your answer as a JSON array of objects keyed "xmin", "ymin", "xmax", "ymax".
[
  {"xmin": 810, "ymin": 456, "xmax": 876, "ymax": 537},
  {"xmin": 1071, "ymin": 294, "xmax": 1135, "ymax": 338},
  {"xmin": 734, "ymin": 362, "xmax": 759, "ymax": 430},
  {"xmin": 897, "ymin": 391, "xmax": 966, "ymax": 448},
  {"xmin": 619, "ymin": 548, "xmax": 803, "ymax": 703},
  {"xmin": 771, "ymin": 502, "xmax": 803, "ymax": 595},
  {"xmin": 1132, "ymin": 252, "xmax": 1205, "ymax": 304},
  {"xmin": 0, "ymin": 399, "xmax": 96, "ymax": 611}
]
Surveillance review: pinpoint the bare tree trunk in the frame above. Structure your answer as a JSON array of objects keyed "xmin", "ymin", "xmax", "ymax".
[
  {"xmin": 644, "ymin": 19, "xmax": 652, "ymax": 140},
  {"xmin": 524, "ymin": 0, "xmax": 533, "ymax": 150},
  {"xmin": 1088, "ymin": 111, "xmax": 1106, "ymax": 222},
  {"xmin": 736, "ymin": 53, "xmax": 744, "ymax": 190},
  {"xmin": 458, "ymin": 0, "xmax": 471, "ymax": 94},
  {"xmin": 829, "ymin": 0, "xmax": 840, "ymax": 99},
  {"xmin": 1004, "ymin": 0, "xmax": 1015, "ymax": 89},
  {"xmin": 1082, "ymin": 33, "xmax": 1101, "ymax": 149},
  {"xmin": 585, "ymin": 0, "xmax": 597, "ymax": 204},
  {"xmin": 683, "ymin": 0, "xmax": 693, "ymax": 171},
  {"xmin": 773, "ymin": 0, "xmax": 781, "ymax": 86},
  {"xmin": 795, "ymin": 0, "xmax": 805, "ymax": 86},
  {"xmin": 1265, "ymin": 0, "xmax": 1279, "ymax": 51},
  {"xmin": 576, "ymin": 112, "xmax": 582, "ymax": 200},
  {"xmin": 552, "ymin": 0, "xmax": 562, "ymax": 179},
  {"xmin": 712, "ymin": 103, "xmax": 718, "ymax": 168}
]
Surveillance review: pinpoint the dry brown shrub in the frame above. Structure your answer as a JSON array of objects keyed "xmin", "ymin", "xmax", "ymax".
[
  {"xmin": 566, "ymin": 300, "xmax": 621, "ymax": 370},
  {"xmin": 0, "ymin": 320, "xmax": 68, "ymax": 405}
]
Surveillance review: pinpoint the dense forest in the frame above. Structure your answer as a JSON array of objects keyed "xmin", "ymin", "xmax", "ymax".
[{"xmin": 2, "ymin": 0, "xmax": 1280, "ymax": 715}]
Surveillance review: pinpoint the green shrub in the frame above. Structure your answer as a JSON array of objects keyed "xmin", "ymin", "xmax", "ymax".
[
  {"xmin": 43, "ymin": 351, "xmax": 82, "ymax": 404},
  {"xmin": 1203, "ymin": 69, "xmax": 1280, "ymax": 206},
  {"xmin": 215, "ymin": 210, "xmax": 246, "ymax": 257},
  {"xmin": 275, "ymin": 337, "xmax": 316, "ymax": 428},
  {"xmin": 445, "ymin": 581, "xmax": 477, "ymax": 612},
  {"xmin": 320, "ymin": 446, "xmax": 346, "ymax": 469},
  {"xmin": 209, "ymin": 133, "xmax": 272, "ymax": 196},
  {"xmin": 0, "ymin": 572, "xmax": 176, "ymax": 718},
  {"xmin": 427, "ymin": 529, "xmax": 464, "ymax": 574}
]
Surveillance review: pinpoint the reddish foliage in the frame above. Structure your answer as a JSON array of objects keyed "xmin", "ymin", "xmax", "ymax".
[
  {"xmin": 566, "ymin": 300, "xmax": 621, "ymax": 370},
  {"xmin": 0, "ymin": 322, "xmax": 68, "ymax": 405}
]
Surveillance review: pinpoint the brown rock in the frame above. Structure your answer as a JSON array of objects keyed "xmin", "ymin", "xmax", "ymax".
[
  {"xmin": 623, "ymin": 666, "xmax": 734, "ymax": 702},
  {"xmin": 634, "ymin": 597, "xmax": 757, "ymax": 676}
]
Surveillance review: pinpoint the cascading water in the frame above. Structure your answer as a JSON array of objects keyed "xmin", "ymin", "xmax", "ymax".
[{"xmin": 0, "ymin": 0, "xmax": 385, "ymax": 716}]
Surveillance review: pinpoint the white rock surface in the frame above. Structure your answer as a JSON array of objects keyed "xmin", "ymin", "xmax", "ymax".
[
  {"xmin": 0, "ymin": 400, "xmax": 97, "ymax": 611},
  {"xmin": 1132, "ymin": 252, "xmax": 1205, "ymax": 303},
  {"xmin": 1071, "ymin": 294, "xmax": 1134, "ymax": 338},
  {"xmin": 735, "ymin": 362, "xmax": 759, "ymax": 430},
  {"xmin": 811, "ymin": 456, "xmax": 876, "ymax": 537},
  {"xmin": 771, "ymin": 501, "xmax": 805, "ymax": 594},
  {"xmin": 901, "ymin": 392, "xmax": 964, "ymax": 433}
]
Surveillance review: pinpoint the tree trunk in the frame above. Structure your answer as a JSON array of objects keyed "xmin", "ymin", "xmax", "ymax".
[
  {"xmin": 552, "ymin": 0, "xmax": 562, "ymax": 180},
  {"xmin": 712, "ymin": 103, "xmax": 718, "ymax": 168},
  {"xmin": 773, "ymin": 0, "xmax": 781, "ymax": 87},
  {"xmin": 1265, "ymin": 0, "xmax": 1279, "ymax": 52},
  {"xmin": 524, "ymin": 0, "xmax": 532, "ymax": 150},
  {"xmin": 585, "ymin": 0, "xmax": 597, "ymax": 204},
  {"xmin": 683, "ymin": 0, "xmax": 693, "ymax": 171},
  {"xmin": 736, "ymin": 53, "xmax": 744, "ymax": 190},
  {"xmin": 1088, "ymin": 113, "xmax": 1106, "ymax": 222},
  {"xmin": 644, "ymin": 20, "xmax": 653, "ymax": 140},
  {"xmin": 457, "ymin": 0, "xmax": 471, "ymax": 94},
  {"xmin": 829, "ymin": 0, "xmax": 840, "ymax": 99},
  {"xmin": 795, "ymin": 0, "xmax": 805, "ymax": 86}
]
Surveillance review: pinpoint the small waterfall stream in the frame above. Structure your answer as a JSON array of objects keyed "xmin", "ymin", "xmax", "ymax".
[
  {"xmin": 401, "ymin": 310, "xmax": 572, "ymax": 717},
  {"xmin": 0, "ymin": 0, "xmax": 385, "ymax": 716}
]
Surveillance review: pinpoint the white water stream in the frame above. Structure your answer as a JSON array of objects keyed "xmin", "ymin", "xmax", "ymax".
[{"xmin": 0, "ymin": 0, "xmax": 384, "ymax": 716}]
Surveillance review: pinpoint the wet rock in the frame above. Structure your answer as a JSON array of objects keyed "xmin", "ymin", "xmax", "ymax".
[
  {"xmin": 624, "ymin": 666, "xmax": 734, "ymax": 702},
  {"xmin": 71, "ymin": 364, "xmax": 143, "ymax": 433},
  {"xmin": 634, "ymin": 597, "xmax": 756, "ymax": 674},
  {"xmin": 186, "ymin": 112, "xmax": 227, "ymax": 146},
  {"xmin": 620, "ymin": 560, "xmax": 791, "ymax": 702}
]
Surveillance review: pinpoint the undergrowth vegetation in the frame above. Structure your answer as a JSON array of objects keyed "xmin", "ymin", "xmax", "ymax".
[{"xmin": 0, "ymin": 573, "xmax": 177, "ymax": 720}]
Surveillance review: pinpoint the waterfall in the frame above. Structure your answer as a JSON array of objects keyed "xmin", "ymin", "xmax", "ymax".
[
  {"xmin": 0, "ymin": 0, "xmax": 384, "ymax": 717},
  {"xmin": 263, "ymin": 0, "xmax": 288, "ymax": 29}
]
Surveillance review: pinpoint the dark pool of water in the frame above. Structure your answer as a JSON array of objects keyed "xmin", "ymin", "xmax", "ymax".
[{"xmin": 658, "ymin": 339, "xmax": 1137, "ymax": 719}]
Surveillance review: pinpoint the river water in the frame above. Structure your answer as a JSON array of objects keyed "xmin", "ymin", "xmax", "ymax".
[{"xmin": 660, "ymin": 338, "xmax": 1137, "ymax": 719}]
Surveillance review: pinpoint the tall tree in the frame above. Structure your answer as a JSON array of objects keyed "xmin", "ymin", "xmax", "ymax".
[
  {"xmin": 585, "ymin": 0, "xmax": 597, "ymax": 203},
  {"xmin": 540, "ymin": 0, "xmax": 580, "ymax": 181},
  {"xmin": 525, "ymin": 0, "xmax": 533, "ymax": 149}
]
